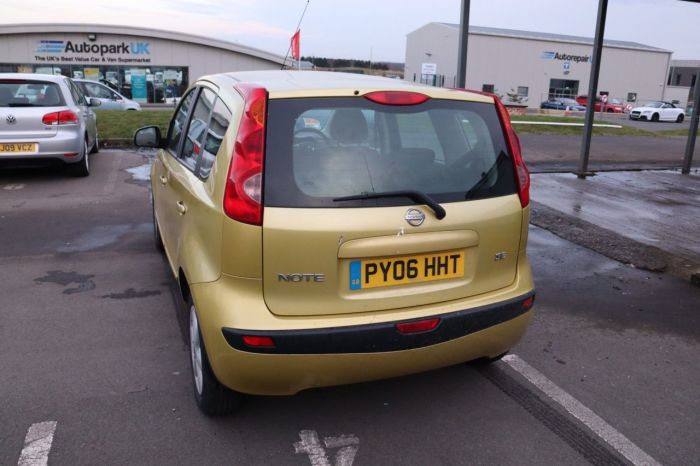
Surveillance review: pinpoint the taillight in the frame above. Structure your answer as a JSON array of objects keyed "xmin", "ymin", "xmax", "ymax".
[
  {"xmin": 460, "ymin": 90, "xmax": 530, "ymax": 208},
  {"xmin": 42, "ymin": 110, "xmax": 79, "ymax": 126},
  {"xmin": 363, "ymin": 91, "xmax": 429, "ymax": 106},
  {"xmin": 224, "ymin": 84, "xmax": 267, "ymax": 225}
]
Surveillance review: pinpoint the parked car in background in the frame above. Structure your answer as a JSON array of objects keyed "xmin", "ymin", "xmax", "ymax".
[
  {"xmin": 134, "ymin": 71, "xmax": 535, "ymax": 415},
  {"xmin": 575, "ymin": 95, "xmax": 625, "ymax": 113},
  {"xmin": 540, "ymin": 97, "xmax": 586, "ymax": 111},
  {"xmin": 629, "ymin": 101, "xmax": 685, "ymax": 122},
  {"xmin": 0, "ymin": 73, "xmax": 100, "ymax": 176},
  {"xmin": 74, "ymin": 79, "xmax": 141, "ymax": 111}
]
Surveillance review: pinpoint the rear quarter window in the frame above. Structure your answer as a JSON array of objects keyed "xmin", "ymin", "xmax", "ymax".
[{"xmin": 264, "ymin": 97, "xmax": 516, "ymax": 208}]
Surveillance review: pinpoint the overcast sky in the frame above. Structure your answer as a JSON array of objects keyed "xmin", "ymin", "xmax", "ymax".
[{"xmin": 2, "ymin": 0, "xmax": 699, "ymax": 62}]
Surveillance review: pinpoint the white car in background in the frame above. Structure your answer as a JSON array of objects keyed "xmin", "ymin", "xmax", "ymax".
[
  {"xmin": 629, "ymin": 101, "xmax": 685, "ymax": 123},
  {"xmin": 74, "ymin": 79, "xmax": 141, "ymax": 111}
]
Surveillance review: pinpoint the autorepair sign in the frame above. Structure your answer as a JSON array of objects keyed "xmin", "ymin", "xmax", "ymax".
[{"xmin": 541, "ymin": 51, "xmax": 591, "ymax": 64}]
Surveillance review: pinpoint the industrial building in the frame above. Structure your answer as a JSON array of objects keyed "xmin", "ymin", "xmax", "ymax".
[
  {"xmin": 0, "ymin": 24, "xmax": 286, "ymax": 104},
  {"xmin": 405, "ymin": 23, "xmax": 676, "ymax": 109}
]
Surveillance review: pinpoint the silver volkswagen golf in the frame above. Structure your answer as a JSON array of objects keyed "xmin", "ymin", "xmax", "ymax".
[{"xmin": 0, "ymin": 73, "xmax": 100, "ymax": 176}]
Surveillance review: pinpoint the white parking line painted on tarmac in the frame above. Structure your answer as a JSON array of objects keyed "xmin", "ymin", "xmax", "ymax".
[
  {"xmin": 502, "ymin": 355, "xmax": 661, "ymax": 466},
  {"xmin": 17, "ymin": 421, "xmax": 57, "ymax": 466},
  {"xmin": 3, "ymin": 183, "xmax": 25, "ymax": 190},
  {"xmin": 294, "ymin": 430, "xmax": 359, "ymax": 466}
]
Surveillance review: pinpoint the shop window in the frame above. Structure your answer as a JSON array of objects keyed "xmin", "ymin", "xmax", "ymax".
[
  {"xmin": 627, "ymin": 92, "xmax": 637, "ymax": 103},
  {"xmin": 482, "ymin": 84, "xmax": 495, "ymax": 93},
  {"xmin": 517, "ymin": 86, "xmax": 528, "ymax": 97}
]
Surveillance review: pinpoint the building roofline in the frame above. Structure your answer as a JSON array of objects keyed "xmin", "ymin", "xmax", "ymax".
[
  {"xmin": 0, "ymin": 23, "xmax": 288, "ymax": 65},
  {"xmin": 427, "ymin": 22, "xmax": 671, "ymax": 54}
]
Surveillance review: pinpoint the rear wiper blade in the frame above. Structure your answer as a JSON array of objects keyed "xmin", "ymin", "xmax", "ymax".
[
  {"xmin": 333, "ymin": 190, "xmax": 446, "ymax": 220},
  {"xmin": 464, "ymin": 150, "xmax": 508, "ymax": 201}
]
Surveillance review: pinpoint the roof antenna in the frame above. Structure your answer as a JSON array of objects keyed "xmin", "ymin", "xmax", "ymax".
[{"xmin": 281, "ymin": 0, "xmax": 310, "ymax": 70}]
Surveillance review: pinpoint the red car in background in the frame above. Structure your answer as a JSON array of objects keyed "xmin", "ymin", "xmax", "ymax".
[{"xmin": 575, "ymin": 95, "xmax": 627, "ymax": 113}]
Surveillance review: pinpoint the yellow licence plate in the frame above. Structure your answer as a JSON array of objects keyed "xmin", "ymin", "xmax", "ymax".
[
  {"xmin": 0, "ymin": 143, "xmax": 37, "ymax": 153},
  {"xmin": 349, "ymin": 250, "xmax": 464, "ymax": 290}
]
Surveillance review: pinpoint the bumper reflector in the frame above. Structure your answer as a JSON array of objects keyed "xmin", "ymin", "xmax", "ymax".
[
  {"xmin": 242, "ymin": 335, "xmax": 275, "ymax": 348},
  {"xmin": 396, "ymin": 318, "xmax": 440, "ymax": 334}
]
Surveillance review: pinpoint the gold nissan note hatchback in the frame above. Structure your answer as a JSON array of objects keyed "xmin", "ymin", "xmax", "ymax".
[{"xmin": 135, "ymin": 71, "xmax": 535, "ymax": 415}]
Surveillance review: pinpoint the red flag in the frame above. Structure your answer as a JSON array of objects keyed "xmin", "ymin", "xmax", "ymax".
[{"xmin": 291, "ymin": 29, "xmax": 300, "ymax": 60}]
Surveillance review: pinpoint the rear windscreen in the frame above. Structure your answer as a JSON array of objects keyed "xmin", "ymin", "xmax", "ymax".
[
  {"xmin": 0, "ymin": 81, "xmax": 66, "ymax": 107},
  {"xmin": 264, "ymin": 97, "xmax": 517, "ymax": 208}
]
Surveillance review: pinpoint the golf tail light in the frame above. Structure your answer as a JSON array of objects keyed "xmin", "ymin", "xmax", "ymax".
[
  {"xmin": 396, "ymin": 318, "xmax": 441, "ymax": 334},
  {"xmin": 42, "ymin": 110, "xmax": 79, "ymax": 126},
  {"xmin": 363, "ymin": 91, "xmax": 429, "ymax": 106},
  {"xmin": 224, "ymin": 84, "xmax": 267, "ymax": 225}
]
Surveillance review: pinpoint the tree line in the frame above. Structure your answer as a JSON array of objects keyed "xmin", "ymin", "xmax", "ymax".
[{"xmin": 301, "ymin": 56, "xmax": 389, "ymax": 70}]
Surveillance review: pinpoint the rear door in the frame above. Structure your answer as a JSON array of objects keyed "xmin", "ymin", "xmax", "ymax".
[
  {"xmin": 157, "ymin": 85, "xmax": 230, "ymax": 283},
  {"xmin": 262, "ymin": 95, "xmax": 524, "ymax": 317},
  {"xmin": 66, "ymin": 79, "xmax": 95, "ymax": 146},
  {"xmin": 155, "ymin": 88, "xmax": 197, "ymax": 262}
]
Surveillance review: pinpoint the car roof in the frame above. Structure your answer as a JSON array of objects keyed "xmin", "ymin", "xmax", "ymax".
[
  {"xmin": 198, "ymin": 71, "xmax": 494, "ymax": 103},
  {"xmin": 0, "ymin": 73, "xmax": 67, "ymax": 83}
]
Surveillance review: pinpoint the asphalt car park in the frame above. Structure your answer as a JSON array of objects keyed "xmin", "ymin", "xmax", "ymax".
[{"xmin": 1, "ymin": 149, "xmax": 699, "ymax": 465}]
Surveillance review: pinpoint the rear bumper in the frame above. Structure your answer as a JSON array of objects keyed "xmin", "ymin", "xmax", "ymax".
[
  {"xmin": 0, "ymin": 130, "xmax": 84, "ymax": 164},
  {"xmin": 222, "ymin": 293, "xmax": 534, "ymax": 354},
  {"xmin": 191, "ymin": 260, "xmax": 535, "ymax": 395}
]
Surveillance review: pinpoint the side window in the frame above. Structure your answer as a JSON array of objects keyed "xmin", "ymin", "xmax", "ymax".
[
  {"xmin": 85, "ymin": 83, "xmax": 113, "ymax": 99},
  {"xmin": 167, "ymin": 89, "xmax": 197, "ymax": 155},
  {"xmin": 67, "ymin": 80, "xmax": 85, "ymax": 106},
  {"xmin": 198, "ymin": 97, "xmax": 232, "ymax": 179},
  {"xmin": 180, "ymin": 88, "xmax": 216, "ymax": 172}
]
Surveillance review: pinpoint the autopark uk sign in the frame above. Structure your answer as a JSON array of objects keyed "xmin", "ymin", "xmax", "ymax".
[{"xmin": 34, "ymin": 39, "xmax": 152, "ymax": 65}]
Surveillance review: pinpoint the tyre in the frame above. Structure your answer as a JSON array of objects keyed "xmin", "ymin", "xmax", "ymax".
[
  {"xmin": 69, "ymin": 139, "xmax": 90, "ymax": 177},
  {"xmin": 651, "ymin": 113, "xmax": 659, "ymax": 122},
  {"xmin": 189, "ymin": 301, "xmax": 241, "ymax": 416},
  {"xmin": 151, "ymin": 193, "xmax": 164, "ymax": 252},
  {"xmin": 90, "ymin": 133, "xmax": 99, "ymax": 154},
  {"xmin": 677, "ymin": 114, "xmax": 684, "ymax": 123}
]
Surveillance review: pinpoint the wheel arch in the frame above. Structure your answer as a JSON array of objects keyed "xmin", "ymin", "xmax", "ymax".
[{"xmin": 178, "ymin": 268, "xmax": 192, "ymax": 304}]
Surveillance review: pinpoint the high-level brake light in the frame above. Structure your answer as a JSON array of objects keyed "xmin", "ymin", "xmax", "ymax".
[{"xmin": 363, "ymin": 91, "xmax": 429, "ymax": 106}]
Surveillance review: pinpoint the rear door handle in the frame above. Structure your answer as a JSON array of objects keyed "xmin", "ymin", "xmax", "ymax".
[
  {"xmin": 176, "ymin": 201, "xmax": 187, "ymax": 215},
  {"xmin": 159, "ymin": 175, "xmax": 168, "ymax": 185}
]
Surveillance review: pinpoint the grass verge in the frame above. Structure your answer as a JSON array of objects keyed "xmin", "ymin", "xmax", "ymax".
[{"xmin": 96, "ymin": 109, "xmax": 172, "ymax": 140}]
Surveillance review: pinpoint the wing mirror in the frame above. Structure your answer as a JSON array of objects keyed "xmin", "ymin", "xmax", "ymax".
[{"xmin": 134, "ymin": 126, "xmax": 165, "ymax": 148}]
